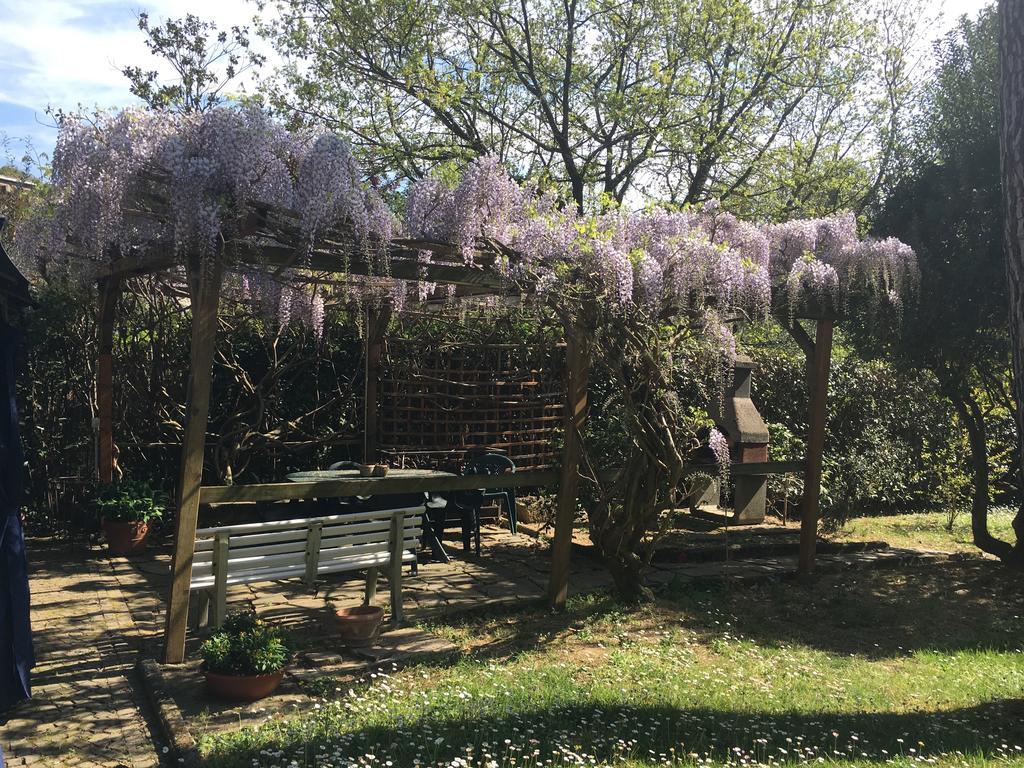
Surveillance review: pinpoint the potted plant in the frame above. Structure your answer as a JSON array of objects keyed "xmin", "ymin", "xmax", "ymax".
[
  {"xmin": 200, "ymin": 610, "xmax": 292, "ymax": 701},
  {"xmin": 95, "ymin": 479, "xmax": 165, "ymax": 554}
]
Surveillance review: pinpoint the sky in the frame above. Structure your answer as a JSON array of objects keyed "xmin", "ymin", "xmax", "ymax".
[{"xmin": 0, "ymin": 0, "xmax": 997, "ymax": 171}]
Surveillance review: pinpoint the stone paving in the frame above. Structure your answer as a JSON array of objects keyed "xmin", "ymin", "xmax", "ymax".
[
  {"xmin": 121, "ymin": 526, "xmax": 615, "ymax": 643},
  {"xmin": 0, "ymin": 539, "xmax": 164, "ymax": 768}
]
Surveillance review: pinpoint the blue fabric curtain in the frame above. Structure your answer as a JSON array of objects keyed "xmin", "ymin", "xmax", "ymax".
[{"xmin": 0, "ymin": 319, "xmax": 32, "ymax": 714}]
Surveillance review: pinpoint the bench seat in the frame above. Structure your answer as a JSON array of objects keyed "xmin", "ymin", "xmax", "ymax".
[{"xmin": 189, "ymin": 506, "xmax": 422, "ymax": 627}]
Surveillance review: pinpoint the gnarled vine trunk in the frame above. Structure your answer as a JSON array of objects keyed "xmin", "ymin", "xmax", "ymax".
[{"xmin": 586, "ymin": 323, "xmax": 695, "ymax": 602}]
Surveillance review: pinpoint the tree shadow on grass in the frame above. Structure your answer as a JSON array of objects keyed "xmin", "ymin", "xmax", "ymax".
[
  {"xmin": 412, "ymin": 559, "xmax": 1024, "ymax": 665},
  {"xmin": 201, "ymin": 698, "xmax": 1024, "ymax": 768},
  {"xmin": 415, "ymin": 589, "xmax": 636, "ymax": 660},
  {"xmin": 662, "ymin": 559, "xmax": 1024, "ymax": 659}
]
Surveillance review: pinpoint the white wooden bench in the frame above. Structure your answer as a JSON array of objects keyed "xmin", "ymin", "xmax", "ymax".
[{"xmin": 189, "ymin": 506, "xmax": 422, "ymax": 628}]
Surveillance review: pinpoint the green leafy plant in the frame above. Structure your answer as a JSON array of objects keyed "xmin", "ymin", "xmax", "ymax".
[
  {"xmin": 200, "ymin": 610, "xmax": 292, "ymax": 676},
  {"xmin": 94, "ymin": 479, "xmax": 166, "ymax": 523}
]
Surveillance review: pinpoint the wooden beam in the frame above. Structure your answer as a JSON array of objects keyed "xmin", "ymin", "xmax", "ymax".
[
  {"xmin": 798, "ymin": 318, "xmax": 834, "ymax": 577},
  {"xmin": 257, "ymin": 244, "xmax": 513, "ymax": 291},
  {"xmin": 97, "ymin": 241, "xmax": 522, "ymax": 293},
  {"xmin": 780, "ymin": 317, "xmax": 816, "ymax": 390},
  {"xmin": 199, "ymin": 469, "xmax": 560, "ymax": 504},
  {"xmin": 731, "ymin": 460, "xmax": 805, "ymax": 475},
  {"xmin": 548, "ymin": 321, "xmax": 592, "ymax": 609},
  {"xmin": 195, "ymin": 462, "xmax": 799, "ymax": 506},
  {"xmin": 96, "ymin": 276, "xmax": 121, "ymax": 483},
  {"xmin": 363, "ymin": 304, "xmax": 392, "ymax": 462},
  {"xmin": 164, "ymin": 255, "xmax": 224, "ymax": 664},
  {"xmin": 97, "ymin": 252, "xmax": 176, "ymax": 279}
]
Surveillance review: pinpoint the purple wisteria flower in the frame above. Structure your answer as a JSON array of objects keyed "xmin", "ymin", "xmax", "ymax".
[{"xmin": 709, "ymin": 427, "xmax": 731, "ymax": 480}]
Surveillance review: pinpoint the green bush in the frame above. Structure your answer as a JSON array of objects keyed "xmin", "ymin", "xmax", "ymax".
[
  {"xmin": 93, "ymin": 479, "xmax": 166, "ymax": 523},
  {"xmin": 199, "ymin": 611, "xmax": 292, "ymax": 676},
  {"xmin": 745, "ymin": 323, "xmax": 969, "ymax": 523}
]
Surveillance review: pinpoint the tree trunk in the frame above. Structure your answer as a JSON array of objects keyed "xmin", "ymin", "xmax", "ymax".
[
  {"xmin": 999, "ymin": 0, "xmax": 1024, "ymax": 557},
  {"xmin": 949, "ymin": 387, "xmax": 1014, "ymax": 559}
]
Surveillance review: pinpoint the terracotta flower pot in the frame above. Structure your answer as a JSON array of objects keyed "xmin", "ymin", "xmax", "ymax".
[
  {"xmin": 101, "ymin": 518, "xmax": 150, "ymax": 555},
  {"xmin": 334, "ymin": 605, "xmax": 384, "ymax": 646},
  {"xmin": 204, "ymin": 669, "xmax": 285, "ymax": 701}
]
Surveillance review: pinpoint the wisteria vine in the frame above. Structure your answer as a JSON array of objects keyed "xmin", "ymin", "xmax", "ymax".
[
  {"xmin": 19, "ymin": 108, "xmax": 917, "ymax": 340},
  {"xmin": 20, "ymin": 106, "xmax": 394, "ymax": 273}
]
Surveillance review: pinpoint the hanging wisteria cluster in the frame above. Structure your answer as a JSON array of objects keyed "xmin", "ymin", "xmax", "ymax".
[
  {"xmin": 401, "ymin": 157, "xmax": 917, "ymax": 328},
  {"xmin": 20, "ymin": 108, "xmax": 917, "ymax": 337},
  {"xmin": 21, "ymin": 106, "xmax": 395, "ymax": 271}
]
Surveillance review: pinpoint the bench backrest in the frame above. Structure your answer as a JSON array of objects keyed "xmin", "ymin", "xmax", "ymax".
[{"xmin": 190, "ymin": 506, "xmax": 422, "ymax": 590}]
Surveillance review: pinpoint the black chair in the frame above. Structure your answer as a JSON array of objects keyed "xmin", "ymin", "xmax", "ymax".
[{"xmin": 451, "ymin": 452, "xmax": 517, "ymax": 556}]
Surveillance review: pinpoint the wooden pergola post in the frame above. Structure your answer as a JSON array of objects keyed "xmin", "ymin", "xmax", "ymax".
[
  {"xmin": 797, "ymin": 318, "xmax": 834, "ymax": 577},
  {"xmin": 96, "ymin": 277, "xmax": 121, "ymax": 483},
  {"xmin": 363, "ymin": 304, "xmax": 392, "ymax": 463},
  {"xmin": 164, "ymin": 255, "xmax": 224, "ymax": 664},
  {"xmin": 548, "ymin": 322, "xmax": 591, "ymax": 609}
]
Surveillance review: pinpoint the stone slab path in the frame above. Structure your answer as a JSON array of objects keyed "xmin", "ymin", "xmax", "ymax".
[{"xmin": 0, "ymin": 539, "xmax": 164, "ymax": 768}]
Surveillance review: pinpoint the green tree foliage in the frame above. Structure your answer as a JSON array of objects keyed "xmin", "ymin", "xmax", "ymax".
[
  {"xmin": 260, "ymin": 0, "xmax": 926, "ymax": 216},
  {"xmin": 17, "ymin": 280, "xmax": 367, "ymax": 522},
  {"xmin": 867, "ymin": 6, "xmax": 1019, "ymax": 558},
  {"xmin": 123, "ymin": 13, "xmax": 265, "ymax": 114},
  {"xmin": 748, "ymin": 326, "xmax": 993, "ymax": 525}
]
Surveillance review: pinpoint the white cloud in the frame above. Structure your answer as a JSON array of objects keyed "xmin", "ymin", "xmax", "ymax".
[{"xmin": 0, "ymin": 0, "xmax": 265, "ymax": 115}]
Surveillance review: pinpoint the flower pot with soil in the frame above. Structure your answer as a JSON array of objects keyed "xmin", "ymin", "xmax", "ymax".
[
  {"xmin": 334, "ymin": 604, "xmax": 384, "ymax": 646},
  {"xmin": 95, "ymin": 479, "xmax": 166, "ymax": 555},
  {"xmin": 200, "ymin": 610, "xmax": 292, "ymax": 701}
]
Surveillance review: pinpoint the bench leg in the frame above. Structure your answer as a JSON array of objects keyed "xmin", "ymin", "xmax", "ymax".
[
  {"xmin": 211, "ymin": 583, "xmax": 227, "ymax": 629},
  {"xmin": 193, "ymin": 590, "xmax": 211, "ymax": 630},
  {"xmin": 389, "ymin": 512, "xmax": 404, "ymax": 625},
  {"xmin": 390, "ymin": 567, "xmax": 403, "ymax": 626},
  {"xmin": 364, "ymin": 566, "xmax": 378, "ymax": 606}
]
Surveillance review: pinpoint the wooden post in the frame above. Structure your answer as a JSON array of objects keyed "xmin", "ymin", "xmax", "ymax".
[
  {"xmin": 164, "ymin": 255, "xmax": 224, "ymax": 663},
  {"xmin": 797, "ymin": 318, "xmax": 834, "ymax": 577},
  {"xmin": 548, "ymin": 323, "xmax": 591, "ymax": 609},
  {"xmin": 363, "ymin": 304, "xmax": 391, "ymax": 463},
  {"xmin": 96, "ymin": 277, "xmax": 122, "ymax": 483}
]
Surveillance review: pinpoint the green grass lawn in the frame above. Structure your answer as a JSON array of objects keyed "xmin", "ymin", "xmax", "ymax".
[
  {"xmin": 832, "ymin": 508, "xmax": 1018, "ymax": 554},
  {"xmin": 201, "ymin": 560, "xmax": 1024, "ymax": 768}
]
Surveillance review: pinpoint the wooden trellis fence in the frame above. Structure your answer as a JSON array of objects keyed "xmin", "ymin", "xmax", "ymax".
[{"xmin": 379, "ymin": 340, "xmax": 563, "ymax": 470}]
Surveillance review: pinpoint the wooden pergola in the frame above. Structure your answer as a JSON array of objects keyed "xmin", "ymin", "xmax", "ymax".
[{"xmin": 90, "ymin": 202, "xmax": 832, "ymax": 665}]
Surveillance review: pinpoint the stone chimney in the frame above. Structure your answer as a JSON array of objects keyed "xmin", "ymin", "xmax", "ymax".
[{"xmin": 713, "ymin": 355, "xmax": 770, "ymax": 523}]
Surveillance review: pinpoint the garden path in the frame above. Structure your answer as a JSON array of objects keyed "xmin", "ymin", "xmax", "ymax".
[{"xmin": 0, "ymin": 538, "xmax": 164, "ymax": 768}]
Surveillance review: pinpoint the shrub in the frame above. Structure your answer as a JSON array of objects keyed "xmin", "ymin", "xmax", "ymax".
[
  {"xmin": 93, "ymin": 479, "xmax": 166, "ymax": 523},
  {"xmin": 199, "ymin": 610, "xmax": 292, "ymax": 676}
]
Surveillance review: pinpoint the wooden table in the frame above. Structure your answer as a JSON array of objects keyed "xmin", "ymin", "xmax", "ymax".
[
  {"xmin": 285, "ymin": 468, "xmax": 457, "ymax": 562},
  {"xmin": 285, "ymin": 468, "xmax": 455, "ymax": 483}
]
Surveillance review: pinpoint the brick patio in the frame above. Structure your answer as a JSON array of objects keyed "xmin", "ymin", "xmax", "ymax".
[{"xmin": 0, "ymin": 539, "xmax": 163, "ymax": 768}]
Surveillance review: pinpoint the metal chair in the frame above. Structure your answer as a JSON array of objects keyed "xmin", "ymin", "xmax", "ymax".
[{"xmin": 452, "ymin": 452, "xmax": 517, "ymax": 556}]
